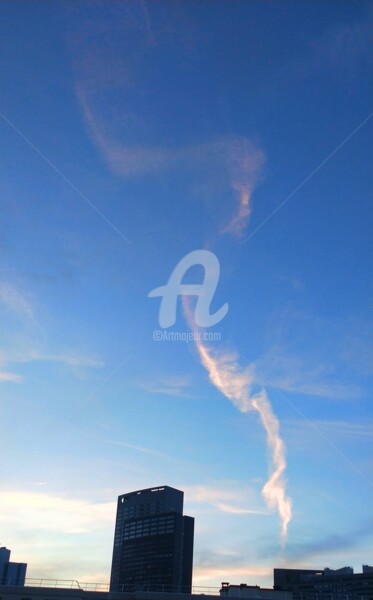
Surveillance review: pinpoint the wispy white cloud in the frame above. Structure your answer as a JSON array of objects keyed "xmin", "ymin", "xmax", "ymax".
[
  {"xmin": 215, "ymin": 503, "xmax": 267, "ymax": 516},
  {"xmin": 0, "ymin": 370, "xmax": 23, "ymax": 383},
  {"xmin": 142, "ymin": 375, "xmax": 192, "ymax": 397},
  {"xmin": 313, "ymin": 12, "xmax": 373, "ymax": 71},
  {"xmin": 0, "ymin": 345, "xmax": 104, "ymax": 384},
  {"xmin": 189, "ymin": 336, "xmax": 292, "ymax": 543},
  {"xmin": 260, "ymin": 370, "xmax": 362, "ymax": 401},
  {"xmin": 11, "ymin": 349, "xmax": 104, "ymax": 369},
  {"xmin": 0, "ymin": 280, "xmax": 35, "ymax": 322},
  {"xmin": 185, "ymin": 482, "xmax": 268, "ymax": 516},
  {"xmin": 0, "ymin": 491, "xmax": 115, "ymax": 534},
  {"xmin": 78, "ymin": 88, "xmax": 265, "ymax": 237},
  {"xmin": 0, "ymin": 279, "xmax": 104, "ymax": 383},
  {"xmin": 180, "ymin": 295, "xmax": 292, "ymax": 542},
  {"xmin": 0, "ymin": 489, "xmax": 115, "ymax": 583},
  {"xmin": 281, "ymin": 518, "xmax": 373, "ymax": 563},
  {"xmin": 222, "ymin": 184, "xmax": 252, "ymax": 238},
  {"xmin": 285, "ymin": 418, "xmax": 373, "ymax": 444},
  {"xmin": 72, "ymin": 9, "xmax": 265, "ymax": 239},
  {"xmin": 103, "ymin": 439, "xmax": 174, "ymax": 462},
  {"xmin": 221, "ymin": 143, "xmax": 265, "ymax": 237},
  {"xmin": 339, "ymin": 317, "xmax": 373, "ymax": 377},
  {"xmin": 256, "ymin": 310, "xmax": 369, "ymax": 401},
  {"xmin": 278, "ymin": 9, "xmax": 373, "ymax": 85},
  {"xmin": 317, "ymin": 420, "xmax": 373, "ymax": 439}
]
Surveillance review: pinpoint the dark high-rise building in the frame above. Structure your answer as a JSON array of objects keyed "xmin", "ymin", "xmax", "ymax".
[
  {"xmin": 110, "ymin": 486, "xmax": 194, "ymax": 593},
  {"xmin": 0, "ymin": 547, "xmax": 27, "ymax": 586}
]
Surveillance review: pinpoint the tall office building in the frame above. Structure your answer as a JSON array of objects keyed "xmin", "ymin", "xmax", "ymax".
[
  {"xmin": 110, "ymin": 486, "xmax": 194, "ymax": 593},
  {"xmin": 0, "ymin": 547, "xmax": 27, "ymax": 586}
]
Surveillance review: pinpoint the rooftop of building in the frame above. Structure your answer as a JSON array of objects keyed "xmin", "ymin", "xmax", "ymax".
[{"xmin": 0, "ymin": 585, "xmax": 286, "ymax": 600}]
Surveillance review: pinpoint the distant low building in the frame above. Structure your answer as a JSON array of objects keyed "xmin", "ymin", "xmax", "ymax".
[
  {"xmin": 0, "ymin": 547, "xmax": 27, "ymax": 586},
  {"xmin": 220, "ymin": 582, "xmax": 292, "ymax": 600},
  {"xmin": 273, "ymin": 566, "xmax": 373, "ymax": 600}
]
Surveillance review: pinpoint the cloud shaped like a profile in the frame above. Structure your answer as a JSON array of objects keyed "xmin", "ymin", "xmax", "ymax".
[{"xmin": 71, "ymin": 4, "xmax": 265, "ymax": 239}]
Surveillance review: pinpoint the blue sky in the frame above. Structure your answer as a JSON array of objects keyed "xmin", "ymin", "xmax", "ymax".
[{"xmin": 1, "ymin": 0, "xmax": 372, "ymax": 589}]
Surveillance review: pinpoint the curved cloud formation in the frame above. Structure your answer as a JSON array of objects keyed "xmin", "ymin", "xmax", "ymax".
[
  {"xmin": 195, "ymin": 341, "xmax": 292, "ymax": 542},
  {"xmin": 71, "ymin": 3, "xmax": 265, "ymax": 238},
  {"xmin": 78, "ymin": 88, "xmax": 264, "ymax": 237}
]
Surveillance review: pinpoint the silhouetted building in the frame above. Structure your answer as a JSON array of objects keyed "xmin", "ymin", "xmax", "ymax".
[
  {"xmin": 0, "ymin": 584, "xmax": 289, "ymax": 600},
  {"xmin": 0, "ymin": 548, "xmax": 27, "ymax": 586},
  {"xmin": 110, "ymin": 486, "xmax": 194, "ymax": 593},
  {"xmin": 0, "ymin": 585, "xmax": 291, "ymax": 600},
  {"xmin": 274, "ymin": 566, "xmax": 373, "ymax": 600},
  {"xmin": 220, "ymin": 582, "xmax": 292, "ymax": 600}
]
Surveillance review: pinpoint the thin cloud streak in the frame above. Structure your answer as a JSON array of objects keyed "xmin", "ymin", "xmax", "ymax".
[
  {"xmin": 281, "ymin": 518, "xmax": 373, "ymax": 563},
  {"xmin": 0, "ymin": 279, "xmax": 104, "ymax": 383},
  {"xmin": 188, "ymin": 329, "xmax": 292, "ymax": 543},
  {"xmin": 0, "ymin": 371, "xmax": 23, "ymax": 383},
  {"xmin": 285, "ymin": 418, "xmax": 373, "ymax": 441},
  {"xmin": 254, "ymin": 329, "xmax": 364, "ymax": 401},
  {"xmin": 12, "ymin": 350, "xmax": 104, "ymax": 370},
  {"xmin": 103, "ymin": 439, "xmax": 174, "ymax": 462},
  {"xmin": 141, "ymin": 375, "xmax": 192, "ymax": 397},
  {"xmin": 0, "ymin": 347, "xmax": 104, "ymax": 383},
  {"xmin": 185, "ymin": 482, "xmax": 269, "ymax": 516},
  {"xmin": 216, "ymin": 502, "xmax": 268, "ymax": 516},
  {"xmin": 0, "ymin": 280, "xmax": 35, "ymax": 322},
  {"xmin": 254, "ymin": 356, "xmax": 362, "ymax": 401}
]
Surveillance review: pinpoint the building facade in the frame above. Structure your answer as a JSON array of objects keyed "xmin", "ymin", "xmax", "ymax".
[
  {"xmin": 220, "ymin": 582, "xmax": 292, "ymax": 600},
  {"xmin": 0, "ymin": 548, "xmax": 27, "ymax": 586},
  {"xmin": 110, "ymin": 486, "xmax": 194, "ymax": 593},
  {"xmin": 0, "ymin": 585, "xmax": 292, "ymax": 600},
  {"xmin": 274, "ymin": 566, "xmax": 373, "ymax": 600}
]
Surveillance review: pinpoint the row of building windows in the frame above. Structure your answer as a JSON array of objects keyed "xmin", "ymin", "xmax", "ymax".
[
  {"xmin": 120, "ymin": 554, "xmax": 174, "ymax": 567},
  {"xmin": 124, "ymin": 515, "xmax": 175, "ymax": 528},
  {"xmin": 115, "ymin": 513, "xmax": 174, "ymax": 528},
  {"xmin": 122, "ymin": 527, "xmax": 174, "ymax": 540},
  {"xmin": 116, "ymin": 516, "xmax": 175, "ymax": 540},
  {"xmin": 121, "ymin": 543, "xmax": 174, "ymax": 560},
  {"xmin": 118, "ymin": 501, "xmax": 165, "ymax": 519}
]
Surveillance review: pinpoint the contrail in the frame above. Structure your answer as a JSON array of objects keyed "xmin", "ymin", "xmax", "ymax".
[{"xmin": 192, "ymin": 329, "xmax": 292, "ymax": 542}]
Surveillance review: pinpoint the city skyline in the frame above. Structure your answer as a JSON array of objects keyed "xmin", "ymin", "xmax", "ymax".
[{"xmin": 1, "ymin": 0, "xmax": 372, "ymax": 589}]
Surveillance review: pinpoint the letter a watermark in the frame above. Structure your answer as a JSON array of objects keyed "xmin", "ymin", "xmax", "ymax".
[{"xmin": 148, "ymin": 250, "xmax": 228, "ymax": 329}]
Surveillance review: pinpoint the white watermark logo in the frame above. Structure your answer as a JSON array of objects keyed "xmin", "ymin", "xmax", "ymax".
[
  {"xmin": 153, "ymin": 330, "xmax": 222, "ymax": 343},
  {"xmin": 148, "ymin": 249, "xmax": 228, "ymax": 329}
]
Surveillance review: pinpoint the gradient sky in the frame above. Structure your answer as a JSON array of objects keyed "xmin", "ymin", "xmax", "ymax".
[{"xmin": 1, "ymin": 0, "xmax": 373, "ymax": 590}]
